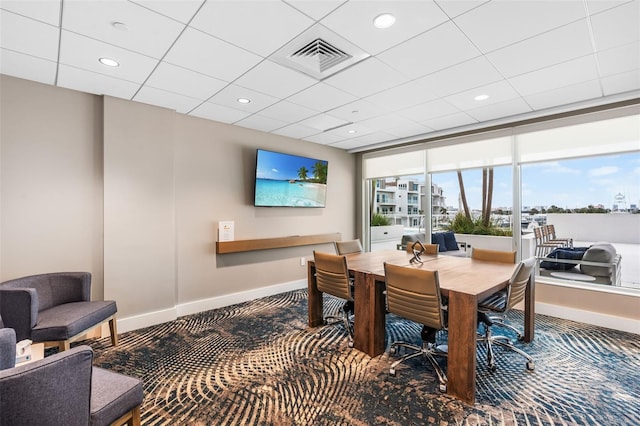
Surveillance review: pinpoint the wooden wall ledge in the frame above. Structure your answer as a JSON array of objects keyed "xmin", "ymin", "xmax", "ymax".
[{"xmin": 216, "ymin": 233, "xmax": 341, "ymax": 254}]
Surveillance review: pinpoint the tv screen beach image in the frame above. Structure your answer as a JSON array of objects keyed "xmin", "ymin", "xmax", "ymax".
[{"xmin": 255, "ymin": 150, "xmax": 328, "ymax": 207}]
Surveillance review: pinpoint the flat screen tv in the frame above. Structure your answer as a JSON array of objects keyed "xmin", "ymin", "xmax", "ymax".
[{"xmin": 254, "ymin": 149, "xmax": 328, "ymax": 207}]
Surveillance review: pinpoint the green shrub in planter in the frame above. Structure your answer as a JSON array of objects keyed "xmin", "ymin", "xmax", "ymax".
[{"xmin": 371, "ymin": 213, "xmax": 392, "ymax": 226}]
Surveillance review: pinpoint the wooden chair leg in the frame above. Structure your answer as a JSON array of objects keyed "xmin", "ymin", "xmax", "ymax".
[
  {"xmin": 131, "ymin": 405, "xmax": 141, "ymax": 426},
  {"xmin": 109, "ymin": 317, "xmax": 118, "ymax": 346}
]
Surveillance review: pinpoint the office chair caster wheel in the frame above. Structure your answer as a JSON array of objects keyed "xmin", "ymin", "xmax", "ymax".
[
  {"xmin": 389, "ymin": 368, "xmax": 396, "ymax": 377},
  {"xmin": 390, "ymin": 346, "xmax": 397, "ymax": 355},
  {"xmin": 489, "ymin": 364, "xmax": 497, "ymax": 372},
  {"xmin": 438, "ymin": 383, "xmax": 447, "ymax": 393},
  {"xmin": 348, "ymin": 341, "xmax": 354, "ymax": 348},
  {"xmin": 526, "ymin": 361, "xmax": 535, "ymax": 371},
  {"xmin": 315, "ymin": 332, "xmax": 322, "ymax": 340}
]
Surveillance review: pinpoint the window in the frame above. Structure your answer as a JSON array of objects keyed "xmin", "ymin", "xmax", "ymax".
[{"xmin": 362, "ymin": 106, "xmax": 639, "ymax": 293}]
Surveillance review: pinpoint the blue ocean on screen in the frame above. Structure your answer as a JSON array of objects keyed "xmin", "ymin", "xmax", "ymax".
[{"xmin": 255, "ymin": 178, "xmax": 327, "ymax": 207}]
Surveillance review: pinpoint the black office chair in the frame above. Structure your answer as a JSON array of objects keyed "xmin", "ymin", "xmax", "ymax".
[
  {"xmin": 384, "ymin": 262, "xmax": 448, "ymax": 392},
  {"xmin": 313, "ymin": 251, "xmax": 354, "ymax": 348},
  {"xmin": 333, "ymin": 239, "xmax": 363, "ymax": 255},
  {"xmin": 477, "ymin": 257, "xmax": 536, "ymax": 372}
]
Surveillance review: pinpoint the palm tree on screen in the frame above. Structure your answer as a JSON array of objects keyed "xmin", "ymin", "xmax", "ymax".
[
  {"xmin": 312, "ymin": 161, "xmax": 327, "ymax": 184},
  {"xmin": 297, "ymin": 166, "xmax": 309, "ymax": 181}
]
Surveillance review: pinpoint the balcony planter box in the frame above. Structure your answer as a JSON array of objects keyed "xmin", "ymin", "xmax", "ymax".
[
  {"xmin": 371, "ymin": 225, "xmax": 404, "ymax": 243},
  {"xmin": 453, "ymin": 233, "xmax": 514, "ymax": 252}
]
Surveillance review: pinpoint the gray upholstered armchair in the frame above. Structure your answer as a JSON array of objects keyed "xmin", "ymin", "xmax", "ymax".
[
  {"xmin": 0, "ymin": 327, "xmax": 143, "ymax": 425},
  {"xmin": 0, "ymin": 272, "xmax": 118, "ymax": 351}
]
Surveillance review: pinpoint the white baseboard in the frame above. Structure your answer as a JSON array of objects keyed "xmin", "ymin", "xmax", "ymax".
[
  {"xmin": 116, "ymin": 279, "xmax": 307, "ymax": 334},
  {"xmin": 116, "ymin": 307, "xmax": 178, "ymax": 334},
  {"xmin": 111, "ymin": 282, "xmax": 639, "ymax": 336},
  {"xmin": 536, "ymin": 302, "xmax": 640, "ymax": 335}
]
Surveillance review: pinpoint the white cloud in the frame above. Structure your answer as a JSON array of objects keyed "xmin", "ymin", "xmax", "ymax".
[
  {"xmin": 588, "ymin": 166, "xmax": 619, "ymax": 177},
  {"xmin": 271, "ymin": 168, "xmax": 279, "ymax": 173},
  {"xmin": 540, "ymin": 161, "xmax": 581, "ymax": 174}
]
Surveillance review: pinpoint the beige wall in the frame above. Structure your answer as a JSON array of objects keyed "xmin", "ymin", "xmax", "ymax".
[
  {"xmin": 0, "ymin": 75, "xmax": 104, "ymax": 297},
  {"xmin": 1, "ymin": 75, "xmax": 357, "ymax": 330}
]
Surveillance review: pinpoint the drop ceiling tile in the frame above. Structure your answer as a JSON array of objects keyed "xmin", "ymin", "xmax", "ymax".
[
  {"xmin": 235, "ymin": 60, "xmax": 317, "ymax": 99},
  {"xmin": 145, "ymin": 61, "xmax": 227, "ymax": 100},
  {"xmin": 444, "ymin": 80, "xmax": 520, "ymax": 111},
  {"xmin": 62, "ymin": 0, "xmax": 186, "ymax": 59},
  {"xmin": 365, "ymin": 78, "xmax": 438, "ymax": 111},
  {"xmin": 0, "ymin": 10, "xmax": 59, "ymax": 61},
  {"xmin": 59, "ymin": 30, "xmax": 159, "ymax": 83},
  {"xmin": 163, "ymin": 27, "xmax": 262, "ymax": 82},
  {"xmin": 386, "ymin": 121, "xmax": 434, "ymax": 139},
  {"xmin": 586, "ymin": 0, "xmax": 631, "ymax": 15},
  {"xmin": 235, "ymin": 114, "xmax": 289, "ymax": 133},
  {"xmin": 601, "ymin": 70, "xmax": 640, "ymax": 95},
  {"xmin": 415, "ymin": 56, "xmax": 504, "ymax": 98},
  {"xmin": 327, "ymin": 99, "xmax": 388, "ymax": 122},
  {"xmin": 321, "ymin": 1, "xmax": 449, "ymax": 56},
  {"xmin": 0, "ymin": 0, "xmax": 61, "ymax": 25},
  {"xmin": 324, "ymin": 122, "xmax": 374, "ymax": 140},
  {"xmin": 272, "ymin": 123, "xmax": 320, "ymax": 139},
  {"xmin": 357, "ymin": 114, "xmax": 418, "ymax": 133},
  {"xmin": 597, "ymin": 42, "xmax": 640, "ymax": 76},
  {"xmin": 190, "ymin": 1, "xmax": 314, "ymax": 57},
  {"xmin": 524, "ymin": 79, "xmax": 603, "ymax": 110},
  {"xmin": 303, "ymin": 132, "xmax": 344, "ymax": 145},
  {"xmin": 324, "ymin": 58, "xmax": 410, "ymax": 98},
  {"xmin": 421, "ymin": 112, "xmax": 477, "ymax": 131},
  {"xmin": 0, "ymin": 48, "xmax": 57, "ymax": 85},
  {"xmin": 57, "ymin": 64, "xmax": 140, "ymax": 99},
  {"xmin": 285, "ymin": 0, "xmax": 346, "ymax": 20},
  {"xmin": 509, "ymin": 55, "xmax": 600, "ymax": 96},
  {"xmin": 330, "ymin": 132, "xmax": 395, "ymax": 150},
  {"xmin": 435, "ymin": 0, "xmax": 489, "ymax": 19},
  {"xmin": 131, "ymin": 0, "xmax": 204, "ymax": 24},
  {"xmin": 259, "ymin": 100, "xmax": 319, "ymax": 123},
  {"xmin": 487, "ymin": 19, "xmax": 593, "ymax": 78},
  {"xmin": 377, "ymin": 21, "xmax": 481, "ymax": 79},
  {"xmin": 464, "ymin": 97, "xmax": 533, "ymax": 122},
  {"xmin": 399, "ymin": 99, "xmax": 461, "ymax": 122},
  {"xmin": 590, "ymin": 1, "xmax": 640, "ymax": 51},
  {"xmin": 297, "ymin": 113, "xmax": 349, "ymax": 132},
  {"xmin": 207, "ymin": 84, "xmax": 279, "ymax": 113},
  {"xmin": 287, "ymin": 82, "xmax": 357, "ymax": 112},
  {"xmin": 189, "ymin": 101, "xmax": 251, "ymax": 124},
  {"xmin": 453, "ymin": 0, "xmax": 585, "ymax": 53},
  {"xmin": 134, "ymin": 85, "xmax": 202, "ymax": 114}
]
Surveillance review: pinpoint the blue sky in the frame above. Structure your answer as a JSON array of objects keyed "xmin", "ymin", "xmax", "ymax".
[
  {"xmin": 431, "ymin": 152, "xmax": 640, "ymax": 210},
  {"xmin": 255, "ymin": 150, "xmax": 327, "ymax": 181}
]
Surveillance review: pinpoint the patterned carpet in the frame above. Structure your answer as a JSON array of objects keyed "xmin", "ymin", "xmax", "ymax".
[{"xmin": 83, "ymin": 290, "xmax": 640, "ymax": 425}]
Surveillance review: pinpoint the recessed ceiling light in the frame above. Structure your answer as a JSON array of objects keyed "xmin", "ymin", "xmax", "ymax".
[
  {"xmin": 98, "ymin": 57, "xmax": 119, "ymax": 67},
  {"xmin": 237, "ymin": 98, "xmax": 251, "ymax": 104},
  {"xmin": 373, "ymin": 13, "xmax": 396, "ymax": 29},
  {"xmin": 347, "ymin": 130, "xmax": 357, "ymax": 134},
  {"xmin": 474, "ymin": 94, "xmax": 489, "ymax": 101}
]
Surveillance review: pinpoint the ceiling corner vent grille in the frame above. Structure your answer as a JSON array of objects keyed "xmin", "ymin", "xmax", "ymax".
[
  {"xmin": 270, "ymin": 24, "xmax": 370, "ymax": 81},
  {"xmin": 290, "ymin": 38, "xmax": 352, "ymax": 73}
]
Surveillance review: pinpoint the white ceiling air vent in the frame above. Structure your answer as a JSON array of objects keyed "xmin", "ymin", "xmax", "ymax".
[
  {"xmin": 291, "ymin": 38, "xmax": 351, "ymax": 73},
  {"xmin": 270, "ymin": 24, "xmax": 371, "ymax": 80}
]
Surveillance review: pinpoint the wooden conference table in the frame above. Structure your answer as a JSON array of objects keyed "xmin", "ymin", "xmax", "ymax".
[{"xmin": 307, "ymin": 250, "xmax": 536, "ymax": 404}]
